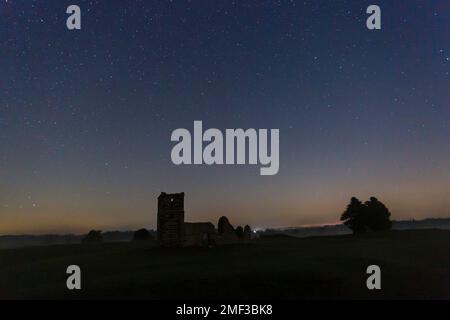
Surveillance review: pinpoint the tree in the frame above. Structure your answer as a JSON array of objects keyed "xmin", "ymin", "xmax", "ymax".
[
  {"xmin": 133, "ymin": 228, "xmax": 153, "ymax": 241},
  {"xmin": 82, "ymin": 230, "xmax": 103, "ymax": 243},
  {"xmin": 243, "ymin": 225, "xmax": 252, "ymax": 239},
  {"xmin": 340, "ymin": 197, "xmax": 392, "ymax": 234},
  {"xmin": 235, "ymin": 226, "xmax": 244, "ymax": 238},
  {"xmin": 340, "ymin": 197, "xmax": 367, "ymax": 234},
  {"xmin": 364, "ymin": 197, "xmax": 392, "ymax": 231}
]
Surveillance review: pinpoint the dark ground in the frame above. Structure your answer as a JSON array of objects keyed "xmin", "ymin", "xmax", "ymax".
[{"xmin": 0, "ymin": 229, "xmax": 449, "ymax": 299}]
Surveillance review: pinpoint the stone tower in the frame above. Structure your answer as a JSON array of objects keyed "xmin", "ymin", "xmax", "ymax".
[{"xmin": 157, "ymin": 192, "xmax": 185, "ymax": 247}]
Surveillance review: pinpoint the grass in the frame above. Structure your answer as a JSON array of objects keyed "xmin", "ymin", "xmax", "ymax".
[{"xmin": 0, "ymin": 229, "xmax": 449, "ymax": 299}]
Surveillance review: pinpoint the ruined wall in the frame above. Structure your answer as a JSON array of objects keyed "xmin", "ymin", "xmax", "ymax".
[
  {"xmin": 156, "ymin": 193, "xmax": 252, "ymax": 247},
  {"xmin": 184, "ymin": 222, "xmax": 216, "ymax": 247}
]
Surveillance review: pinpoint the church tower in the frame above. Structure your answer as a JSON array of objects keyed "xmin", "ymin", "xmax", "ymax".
[{"xmin": 157, "ymin": 192, "xmax": 185, "ymax": 247}]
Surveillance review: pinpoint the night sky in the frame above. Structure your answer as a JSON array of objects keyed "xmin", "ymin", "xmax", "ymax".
[{"xmin": 0, "ymin": 0, "xmax": 449, "ymax": 234}]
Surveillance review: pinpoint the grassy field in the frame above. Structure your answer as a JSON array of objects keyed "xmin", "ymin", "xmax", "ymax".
[{"xmin": 0, "ymin": 229, "xmax": 449, "ymax": 299}]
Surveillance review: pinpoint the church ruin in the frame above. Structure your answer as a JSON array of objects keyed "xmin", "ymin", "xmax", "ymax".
[{"xmin": 157, "ymin": 192, "xmax": 251, "ymax": 247}]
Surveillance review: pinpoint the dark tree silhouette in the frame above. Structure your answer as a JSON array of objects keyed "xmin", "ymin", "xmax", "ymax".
[
  {"xmin": 235, "ymin": 226, "xmax": 244, "ymax": 238},
  {"xmin": 341, "ymin": 197, "xmax": 392, "ymax": 234},
  {"xmin": 340, "ymin": 197, "xmax": 368, "ymax": 234},
  {"xmin": 243, "ymin": 225, "xmax": 252, "ymax": 239},
  {"xmin": 82, "ymin": 230, "xmax": 103, "ymax": 243},
  {"xmin": 365, "ymin": 197, "xmax": 392, "ymax": 231},
  {"xmin": 133, "ymin": 228, "xmax": 153, "ymax": 241}
]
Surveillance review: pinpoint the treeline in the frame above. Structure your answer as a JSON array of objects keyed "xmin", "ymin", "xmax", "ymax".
[{"xmin": 82, "ymin": 229, "xmax": 156, "ymax": 243}]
